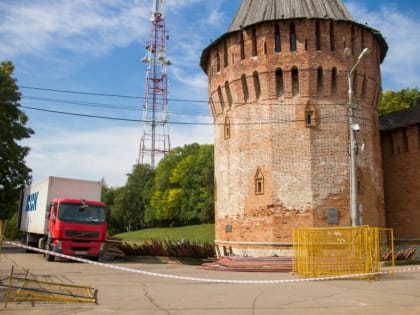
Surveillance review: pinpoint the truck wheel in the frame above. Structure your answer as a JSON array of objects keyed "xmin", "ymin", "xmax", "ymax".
[{"xmin": 45, "ymin": 239, "xmax": 55, "ymax": 262}]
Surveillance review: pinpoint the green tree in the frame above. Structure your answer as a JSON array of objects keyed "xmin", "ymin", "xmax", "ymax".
[
  {"xmin": 148, "ymin": 143, "xmax": 214, "ymax": 226},
  {"xmin": 149, "ymin": 146, "xmax": 189, "ymax": 225},
  {"xmin": 379, "ymin": 87, "xmax": 420, "ymax": 115},
  {"xmin": 175, "ymin": 144, "xmax": 214, "ymax": 224},
  {"xmin": 108, "ymin": 164, "xmax": 155, "ymax": 233},
  {"xmin": 0, "ymin": 61, "xmax": 34, "ymax": 220}
]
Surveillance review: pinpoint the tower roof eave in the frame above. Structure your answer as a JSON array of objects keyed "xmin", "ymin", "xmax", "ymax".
[{"xmin": 200, "ymin": 18, "xmax": 388, "ymax": 73}]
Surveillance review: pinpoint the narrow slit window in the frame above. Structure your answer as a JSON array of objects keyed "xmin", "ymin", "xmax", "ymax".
[
  {"xmin": 361, "ymin": 74, "xmax": 367, "ymax": 98},
  {"xmin": 224, "ymin": 116, "xmax": 231, "ymax": 139},
  {"xmin": 290, "ymin": 23, "xmax": 297, "ymax": 51},
  {"xmin": 251, "ymin": 28, "xmax": 257, "ymax": 57},
  {"xmin": 223, "ymin": 40, "xmax": 229, "ymax": 67},
  {"xmin": 351, "ymin": 26, "xmax": 356, "ymax": 55},
  {"xmin": 361, "ymin": 30, "xmax": 365, "ymax": 51},
  {"xmin": 209, "ymin": 98, "xmax": 216, "ymax": 117},
  {"xmin": 292, "ymin": 67, "xmax": 299, "ymax": 96},
  {"xmin": 403, "ymin": 129, "xmax": 409, "ymax": 152},
  {"xmin": 216, "ymin": 48, "xmax": 220, "ymax": 72},
  {"xmin": 225, "ymin": 81, "xmax": 233, "ymax": 108},
  {"xmin": 275, "ymin": 23, "xmax": 281, "ymax": 52},
  {"xmin": 331, "ymin": 67, "xmax": 338, "ymax": 96},
  {"xmin": 305, "ymin": 111, "xmax": 313, "ymax": 126},
  {"xmin": 253, "ymin": 71, "xmax": 261, "ymax": 100},
  {"xmin": 305, "ymin": 103, "xmax": 317, "ymax": 128},
  {"xmin": 240, "ymin": 32, "xmax": 245, "ymax": 59},
  {"xmin": 255, "ymin": 169, "xmax": 264, "ymax": 195},
  {"xmin": 330, "ymin": 21, "xmax": 335, "ymax": 51},
  {"xmin": 217, "ymin": 86, "xmax": 225, "ymax": 112},
  {"xmin": 241, "ymin": 74, "xmax": 249, "ymax": 102},
  {"xmin": 316, "ymin": 21, "xmax": 321, "ymax": 51},
  {"xmin": 317, "ymin": 67, "xmax": 323, "ymax": 97},
  {"xmin": 276, "ymin": 68, "xmax": 284, "ymax": 97}
]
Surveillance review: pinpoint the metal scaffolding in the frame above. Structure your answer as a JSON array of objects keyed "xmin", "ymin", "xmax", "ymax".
[{"xmin": 138, "ymin": 0, "xmax": 171, "ymax": 167}]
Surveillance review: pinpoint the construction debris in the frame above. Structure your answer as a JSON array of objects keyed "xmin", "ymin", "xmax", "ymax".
[
  {"xmin": 118, "ymin": 239, "xmax": 215, "ymax": 259},
  {"xmin": 201, "ymin": 256, "xmax": 293, "ymax": 272},
  {"xmin": 383, "ymin": 248, "xmax": 416, "ymax": 261}
]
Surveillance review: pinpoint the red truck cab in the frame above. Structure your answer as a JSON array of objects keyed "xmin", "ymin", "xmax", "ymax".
[{"xmin": 45, "ymin": 198, "xmax": 107, "ymax": 261}]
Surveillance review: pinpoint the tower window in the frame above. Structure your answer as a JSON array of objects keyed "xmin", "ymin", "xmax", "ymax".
[
  {"xmin": 331, "ymin": 67, "xmax": 338, "ymax": 96},
  {"xmin": 305, "ymin": 103, "xmax": 317, "ymax": 128},
  {"xmin": 305, "ymin": 111, "xmax": 314, "ymax": 126},
  {"xmin": 224, "ymin": 116, "xmax": 231, "ymax": 139},
  {"xmin": 253, "ymin": 71, "xmax": 261, "ymax": 100},
  {"xmin": 276, "ymin": 68, "xmax": 284, "ymax": 97},
  {"xmin": 209, "ymin": 98, "xmax": 216, "ymax": 116},
  {"xmin": 330, "ymin": 21, "xmax": 335, "ymax": 51},
  {"xmin": 403, "ymin": 129, "xmax": 409, "ymax": 153},
  {"xmin": 361, "ymin": 74, "xmax": 367, "ymax": 98},
  {"xmin": 290, "ymin": 23, "xmax": 296, "ymax": 51},
  {"xmin": 255, "ymin": 169, "xmax": 264, "ymax": 195},
  {"xmin": 241, "ymin": 74, "xmax": 249, "ymax": 102},
  {"xmin": 240, "ymin": 31, "xmax": 245, "ymax": 59},
  {"xmin": 217, "ymin": 86, "xmax": 225, "ymax": 112},
  {"xmin": 223, "ymin": 40, "xmax": 229, "ymax": 67},
  {"xmin": 361, "ymin": 30, "xmax": 365, "ymax": 51},
  {"xmin": 251, "ymin": 28, "xmax": 257, "ymax": 57},
  {"xmin": 225, "ymin": 81, "xmax": 233, "ymax": 108},
  {"xmin": 316, "ymin": 21, "xmax": 321, "ymax": 51},
  {"xmin": 216, "ymin": 48, "xmax": 220, "ymax": 72},
  {"xmin": 351, "ymin": 26, "xmax": 356, "ymax": 55},
  {"xmin": 275, "ymin": 23, "xmax": 281, "ymax": 52},
  {"xmin": 317, "ymin": 67, "xmax": 323, "ymax": 97},
  {"xmin": 291, "ymin": 67, "xmax": 299, "ymax": 96}
]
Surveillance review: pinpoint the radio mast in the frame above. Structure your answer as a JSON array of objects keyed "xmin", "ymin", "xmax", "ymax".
[{"xmin": 138, "ymin": 0, "xmax": 171, "ymax": 167}]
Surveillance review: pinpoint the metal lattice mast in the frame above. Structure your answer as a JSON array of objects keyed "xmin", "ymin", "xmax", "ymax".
[{"xmin": 138, "ymin": 0, "xmax": 171, "ymax": 167}]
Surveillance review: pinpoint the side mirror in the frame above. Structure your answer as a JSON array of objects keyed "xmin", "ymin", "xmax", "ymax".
[{"xmin": 45, "ymin": 203, "xmax": 51, "ymax": 219}]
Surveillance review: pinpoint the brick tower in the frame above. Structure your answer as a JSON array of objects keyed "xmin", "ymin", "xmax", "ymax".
[{"xmin": 200, "ymin": 0, "xmax": 388, "ymax": 256}]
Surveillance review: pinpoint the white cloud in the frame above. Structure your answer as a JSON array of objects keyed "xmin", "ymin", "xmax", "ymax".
[
  {"xmin": 24, "ymin": 119, "xmax": 213, "ymax": 187},
  {"xmin": 23, "ymin": 125, "xmax": 139, "ymax": 187},
  {"xmin": 0, "ymin": 1, "xmax": 150, "ymax": 59},
  {"xmin": 346, "ymin": 2, "xmax": 420, "ymax": 89}
]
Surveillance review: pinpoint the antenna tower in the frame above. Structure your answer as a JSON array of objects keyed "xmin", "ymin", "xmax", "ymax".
[{"xmin": 138, "ymin": 0, "xmax": 171, "ymax": 167}]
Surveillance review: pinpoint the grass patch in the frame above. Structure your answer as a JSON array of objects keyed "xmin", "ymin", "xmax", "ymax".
[{"xmin": 113, "ymin": 224, "xmax": 215, "ymax": 244}]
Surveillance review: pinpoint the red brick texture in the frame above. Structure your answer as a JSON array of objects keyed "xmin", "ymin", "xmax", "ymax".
[
  {"xmin": 381, "ymin": 127, "xmax": 420, "ymax": 240},
  {"xmin": 203, "ymin": 19, "xmax": 386, "ymax": 256}
]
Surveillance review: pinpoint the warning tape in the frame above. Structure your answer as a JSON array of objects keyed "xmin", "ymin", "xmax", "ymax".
[{"xmin": 4, "ymin": 240, "xmax": 420, "ymax": 284}]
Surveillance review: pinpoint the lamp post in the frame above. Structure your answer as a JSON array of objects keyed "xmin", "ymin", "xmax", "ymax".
[{"xmin": 347, "ymin": 48, "xmax": 369, "ymax": 227}]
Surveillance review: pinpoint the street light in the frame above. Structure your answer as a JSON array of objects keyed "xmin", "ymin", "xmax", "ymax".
[{"xmin": 347, "ymin": 48, "xmax": 369, "ymax": 227}]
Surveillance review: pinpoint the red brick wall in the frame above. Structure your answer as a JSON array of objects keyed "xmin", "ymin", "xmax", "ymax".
[
  {"xmin": 204, "ymin": 19, "xmax": 386, "ymax": 256},
  {"xmin": 382, "ymin": 126, "xmax": 420, "ymax": 239}
]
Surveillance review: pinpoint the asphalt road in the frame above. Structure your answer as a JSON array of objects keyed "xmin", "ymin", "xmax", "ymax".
[{"xmin": 1, "ymin": 244, "xmax": 420, "ymax": 315}]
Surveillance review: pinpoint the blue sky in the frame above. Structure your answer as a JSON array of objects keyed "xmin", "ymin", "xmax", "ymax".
[{"xmin": 1, "ymin": 0, "xmax": 419, "ymax": 187}]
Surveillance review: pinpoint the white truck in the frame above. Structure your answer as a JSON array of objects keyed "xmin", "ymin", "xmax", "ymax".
[{"xmin": 18, "ymin": 176, "xmax": 108, "ymax": 261}]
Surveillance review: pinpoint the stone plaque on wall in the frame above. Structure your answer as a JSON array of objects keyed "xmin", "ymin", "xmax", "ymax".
[{"xmin": 327, "ymin": 207, "xmax": 338, "ymax": 225}]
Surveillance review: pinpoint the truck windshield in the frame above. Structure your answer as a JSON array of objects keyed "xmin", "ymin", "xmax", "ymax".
[{"xmin": 58, "ymin": 203, "xmax": 106, "ymax": 224}]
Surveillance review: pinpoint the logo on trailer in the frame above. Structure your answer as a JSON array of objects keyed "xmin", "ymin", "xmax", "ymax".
[{"xmin": 25, "ymin": 192, "xmax": 39, "ymax": 212}]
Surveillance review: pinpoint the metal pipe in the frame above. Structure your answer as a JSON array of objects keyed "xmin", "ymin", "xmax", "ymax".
[{"xmin": 347, "ymin": 48, "xmax": 369, "ymax": 226}]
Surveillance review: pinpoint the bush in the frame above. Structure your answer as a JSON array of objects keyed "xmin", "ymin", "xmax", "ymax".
[{"xmin": 4, "ymin": 212, "xmax": 20, "ymax": 240}]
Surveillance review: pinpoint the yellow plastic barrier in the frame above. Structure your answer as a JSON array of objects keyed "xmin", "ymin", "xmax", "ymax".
[{"xmin": 293, "ymin": 226, "xmax": 394, "ymax": 278}]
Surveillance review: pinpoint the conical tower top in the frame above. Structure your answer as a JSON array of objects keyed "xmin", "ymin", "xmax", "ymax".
[{"xmin": 228, "ymin": 0, "xmax": 353, "ymax": 32}]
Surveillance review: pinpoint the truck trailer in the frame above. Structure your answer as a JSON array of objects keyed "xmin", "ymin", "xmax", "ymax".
[{"xmin": 18, "ymin": 176, "xmax": 108, "ymax": 261}]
